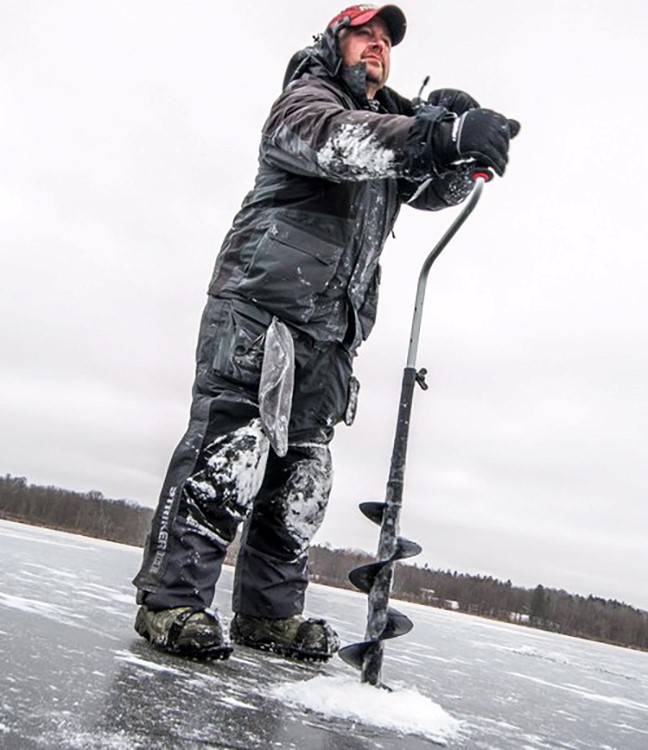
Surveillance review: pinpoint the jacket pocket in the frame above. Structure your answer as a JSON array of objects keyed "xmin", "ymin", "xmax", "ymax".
[{"xmin": 238, "ymin": 218, "xmax": 344, "ymax": 324}]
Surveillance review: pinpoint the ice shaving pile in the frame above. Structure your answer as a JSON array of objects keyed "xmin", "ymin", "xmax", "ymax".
[{"xmin": 271, "ymin": 674, "xmax": 462, "ymax": 745}]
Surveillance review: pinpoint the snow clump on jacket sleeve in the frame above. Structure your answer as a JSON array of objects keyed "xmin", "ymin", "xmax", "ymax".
[{"xmin": 318, "ymin": 122, "xmax": 396, "ymax": 179}]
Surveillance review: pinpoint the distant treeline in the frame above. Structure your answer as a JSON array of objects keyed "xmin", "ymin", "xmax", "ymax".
[
  {"xmin": 308, "ymin": 546, "xmax": 648, "ymax": 651},
  {"xmin": 2, "ymin": 472, "xmax": 647, "ymax": 651},
  {"xmin": 0, "ymin": 473, "xmax": 152, "ymax": 547}
]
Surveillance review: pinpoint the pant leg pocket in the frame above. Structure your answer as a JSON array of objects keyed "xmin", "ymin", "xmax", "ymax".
[{"xmin": 212, "ymin": 305, "xmax": 267, "ymax": 388}]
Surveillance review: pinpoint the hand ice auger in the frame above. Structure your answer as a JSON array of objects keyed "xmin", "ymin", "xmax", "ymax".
[{"xmin": 339, "ymin": 171, "xmax": 492, "ymax": 687}]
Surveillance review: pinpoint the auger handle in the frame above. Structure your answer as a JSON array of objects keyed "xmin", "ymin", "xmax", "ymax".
[{"xmin": 406, "ymin": 172, "xmax": 490, "ymax": 369}]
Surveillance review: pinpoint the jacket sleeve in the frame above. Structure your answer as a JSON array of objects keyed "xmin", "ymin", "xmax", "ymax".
[
  {"xmin": 261, "ymin": 77, "xmax": 471, "ymax": 214},
  {"xmin": 261, "ymin": 78, "xmax": 414, "ymax": 181}
]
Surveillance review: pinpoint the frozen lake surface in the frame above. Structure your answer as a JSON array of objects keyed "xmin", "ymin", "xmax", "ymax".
[{"xmin": 0, "ymin": 519, "xmax": 647, "ymax": 748}]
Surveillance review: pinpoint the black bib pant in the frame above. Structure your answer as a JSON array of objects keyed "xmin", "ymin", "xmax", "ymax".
[{"xmin": 133, "ymin": 295, "xmax": 353, "ymax": 618}]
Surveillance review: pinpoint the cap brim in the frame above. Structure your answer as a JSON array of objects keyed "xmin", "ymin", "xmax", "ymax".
[{"xmin": 349, "ymin": 5, "xmax": 407, "ymax": 46}]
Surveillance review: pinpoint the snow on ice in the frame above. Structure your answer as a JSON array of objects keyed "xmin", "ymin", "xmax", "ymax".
[{"xmin": 272, "ymin": 673, "xmax": 462, "ymax": 744}]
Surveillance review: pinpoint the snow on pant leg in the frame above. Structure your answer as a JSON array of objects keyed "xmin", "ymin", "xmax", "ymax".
[
  {"xmin": 232, "ymin": 341, "xmax": 353, "ymax": 618},
  {"xmin": 232, "ymin": 439, "xmax": 333, "ymax": 618},
  {"xmin": 133, "ymin": 296, "xmax": 271, "ymax": 609},
  {"xmin": 144, "ymin": 417, "xmax": 270, "ymax": 611}
]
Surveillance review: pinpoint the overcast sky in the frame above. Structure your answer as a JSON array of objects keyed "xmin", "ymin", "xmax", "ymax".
[{"xmin": 2, "ymin": 1, "xmax": 647, "ymax": 610}]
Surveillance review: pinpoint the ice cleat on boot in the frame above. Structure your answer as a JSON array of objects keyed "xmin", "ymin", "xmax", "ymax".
[
  {"xmin": 135, "ymin": 605, "xmax": 233, "ymax": 660},
  {"xmin": 230, "ymin": 613, "xmax": 340, "ymax": 662}
]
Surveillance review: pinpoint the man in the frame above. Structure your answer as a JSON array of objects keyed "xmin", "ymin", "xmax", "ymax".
[{"xmin": 133, "ymin": 4, "xmax": 519, "ymax": 661}]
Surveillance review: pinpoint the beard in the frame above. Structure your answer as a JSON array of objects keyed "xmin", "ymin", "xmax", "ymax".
[{"xmin": 364, "ymin": 62, "xmax": 386, "ymax": 88}]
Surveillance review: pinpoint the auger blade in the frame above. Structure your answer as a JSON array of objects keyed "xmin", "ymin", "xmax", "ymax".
[
  {"xmin": 394, "ymin": 537, "xmax": 422, "ymax": 561},
  {"xmin": 359, "ymin": 501, "xmax": 385, "ymax": 526},
  {"xmin": 382, "ymin": 607, "xmax": 414, "ymax": 639},
  {"xmin": 338, "ymin": 640, "xmax": 374, "ymax": 670},
  {"xmin": 348, "ymin": 561, "xmax": 386, "ymax": 593}
]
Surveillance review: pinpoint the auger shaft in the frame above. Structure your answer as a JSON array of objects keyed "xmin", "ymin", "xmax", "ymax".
[{"xmin": 361, "ymin": 365, "xmax": 418, "ymax": 684}]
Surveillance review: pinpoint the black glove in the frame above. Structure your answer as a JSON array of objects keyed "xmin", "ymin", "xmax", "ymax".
[
  {"xmin": 435, "ymin": 108, "xmax": 521, "ymax": 177},
  {"xmin": 427, "ymin": 88, "xmax": 480, "ymax": 115}
]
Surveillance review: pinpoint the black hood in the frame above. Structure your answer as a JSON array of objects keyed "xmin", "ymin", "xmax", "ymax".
[{"xmin": 281, "ymin": 24, "xmax": 343, "ymax": 91}]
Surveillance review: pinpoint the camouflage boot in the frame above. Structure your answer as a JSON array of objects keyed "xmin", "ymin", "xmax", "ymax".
[
  {"xmin": 230, "ymin": 613, "xmax": 340, "ymax": 662},
  {"xmin": 135, "ymin": 606, "xmax": 233, "ymax": 660}
]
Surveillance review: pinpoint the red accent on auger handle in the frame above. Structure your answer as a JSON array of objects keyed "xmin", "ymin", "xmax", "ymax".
[{"xmin": 471, "ymin": 169, "xmax": 494, "ymax": 182}]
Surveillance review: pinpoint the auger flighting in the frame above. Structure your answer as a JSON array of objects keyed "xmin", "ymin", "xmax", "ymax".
[{"xmin": 339, "ymin": 171, "xmax": 492, "ymax": 687}]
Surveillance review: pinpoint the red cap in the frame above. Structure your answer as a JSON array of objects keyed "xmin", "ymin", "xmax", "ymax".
[{"xmin": 328, "ymin": 5, "xmax": 407, "ymax": 46}]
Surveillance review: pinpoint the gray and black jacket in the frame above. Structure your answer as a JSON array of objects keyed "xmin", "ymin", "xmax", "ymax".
[{"xmin": 208, "ymin": 26, "xmax": 471, "ymax": 353}]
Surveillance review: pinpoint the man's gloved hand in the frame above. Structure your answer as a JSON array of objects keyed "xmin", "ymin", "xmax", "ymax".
[
  {"xmin": 435, "ymin": 108, "xmax": 521, "ymax": 177},
  {"xmin": 427, "ymin": 88, "xmax": 480, "ymax": 115}
]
